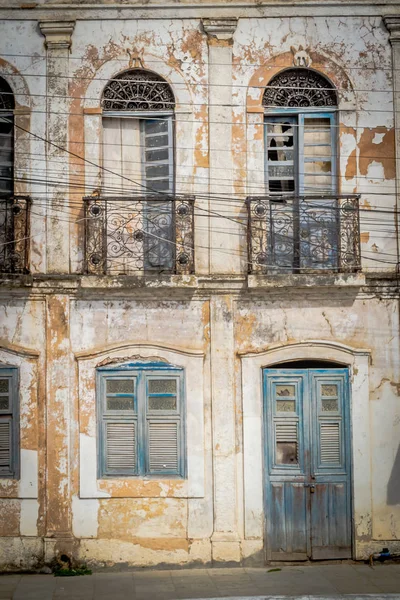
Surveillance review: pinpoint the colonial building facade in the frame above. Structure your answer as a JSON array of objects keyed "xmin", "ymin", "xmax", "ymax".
[{"xmin": 0, "ymin": 0, "xmax": 400, "ymax": 569}]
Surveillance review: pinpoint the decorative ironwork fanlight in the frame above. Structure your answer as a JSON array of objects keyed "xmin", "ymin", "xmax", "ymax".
[
  {"xmin": 263, "ymin": 69, "xmax": 337, "ymax": 108},
  {"xmin": 102, "ymin": 69, "xmax": 175, "ymax": 111},
  {"xmin": 0, "ymin": 77, "xmax": 15, "ymax": 111}
]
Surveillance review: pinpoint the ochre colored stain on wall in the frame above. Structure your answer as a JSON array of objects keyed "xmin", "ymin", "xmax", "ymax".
[{"xmin": 359, "ymin": 127, "xmax": 395, "ymax": 180}]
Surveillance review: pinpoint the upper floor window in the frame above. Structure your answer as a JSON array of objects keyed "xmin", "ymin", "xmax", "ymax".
[
  {"xmin": 0, "ymin": 77, "xmax": 14, "ymax": 197},
  {"xmin": 263, "ymin": 69, "xmax": 337, "ymax": 195},
  {"xmin": 101, "ymin": 69, "xmax": 175, "ymax": 195},
  {"xmin": 0, "ymin": 366, "xmax": 19, "ymax": 479},
  {"xmin": 97, "ymin": 362, "xmax": 185, "ymax": 478}
]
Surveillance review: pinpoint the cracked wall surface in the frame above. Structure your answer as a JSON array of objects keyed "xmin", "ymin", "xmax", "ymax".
[{"xmin": 0, "ymin": 7, "xmax": 399, "ymax": 569}]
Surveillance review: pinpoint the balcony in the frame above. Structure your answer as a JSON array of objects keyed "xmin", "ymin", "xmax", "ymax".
[
  {"xmin": 0, "ymin": 196, "xmax": 31, "ymax": 274},
  {"xmin": 247, "ymin": 195, "xmax": 361, "ymax": 275},
  {"xmin": 84, "ymin": 195, "xmax": 195, "ymax": 276}
]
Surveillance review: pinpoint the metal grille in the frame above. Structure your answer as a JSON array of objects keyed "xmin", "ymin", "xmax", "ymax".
[
  {"xmin": 102, "ymin": 69, "xmax": 175, "ymax": 111},
  {"xmin": 263, "ymin": 69, "xmax": 337, "ymax": 108},
  {"xmin": 84, "ymin": 195, "xmax": 194, "ymax": 275},
  {"xmin": 0, "ymin": 196, "xmax": 31, "ymax": 274},
  {"xmin": 247, "ymin": 195, "xmax": 360, "ymax": 274}
]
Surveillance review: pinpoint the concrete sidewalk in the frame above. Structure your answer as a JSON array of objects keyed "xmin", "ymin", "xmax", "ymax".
[{"xmin": 0, "ymin": 564, "xmax": 399, "ymax": 600}]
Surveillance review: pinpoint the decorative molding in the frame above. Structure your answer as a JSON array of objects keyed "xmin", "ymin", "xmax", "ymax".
[
  {"xmin": 384, "ymin": 15, "xmax": 400, "ymax": 43},
  {"xmin": 75, "ymin": 341, "xmax": 204, "ymax": 361},
  {"xmin": 290, "ymin": 45, "xmax": 312, "ymax": 67},
  {"xmin": 202, "ymin": 17, "xmax": 238, "ymax": 41},
  {"xmin": 0, "ymin": 339, "xmax": 40, "ymax": 359},
  {"xmin": 238, "ymin": 339, "xmax": 371, "ymax": 359},
  {"xmin": 39, "ymin": 21, "xmax": 75, "ymax": 50}
]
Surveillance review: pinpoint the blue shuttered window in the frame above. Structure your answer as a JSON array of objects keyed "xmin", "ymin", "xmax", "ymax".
[
  {"xmin": 0, "ymin": 367, "xmax": 19, "ymax": 479},
  {"xmin": 97, "ymin": 363, "xmax": 184, "ymax": 478}
]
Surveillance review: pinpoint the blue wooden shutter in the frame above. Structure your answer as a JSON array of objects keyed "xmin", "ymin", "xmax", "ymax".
[
  {"xmin": 310, "ymin": 371, "xmax": 352, "ymax": 559},
  {"xmin": 99, "ymin": 374, "xmax": 138, "ymax": 476},
  {"xmin": 142, "ymin": 118, "xmax": 174, "ymax": 271},
  {"xmin": 265, "ymin": 372, "xmax": 309, "ymax": 560},
  {"xmin": 298, "ymin": 113, "xmax": 338, "ymax": 270},
  {"xmin": 0, "ymin": 368, "xmax": 18, "ymax": 479},
  {"xmin": 142, "ymin": 117, "xmax": 174, "ymax": 194},
  {"xmin": 145, "ymin": 375, "xmax": 182, "ymax": 476}
]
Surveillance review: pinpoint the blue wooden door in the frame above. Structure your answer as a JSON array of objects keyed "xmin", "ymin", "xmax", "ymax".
[{"xmin": 263, "ymin": 368, "xmax": 352, "ymax": 561}]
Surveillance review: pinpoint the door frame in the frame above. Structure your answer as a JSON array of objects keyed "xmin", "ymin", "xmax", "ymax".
[
  {"xmin": 239, "ymin": 340, "xmax": 371, "ymax": 562},
  {"xmin": 262, "ymin": 366, "xmax": 352, "ymax": 561}
]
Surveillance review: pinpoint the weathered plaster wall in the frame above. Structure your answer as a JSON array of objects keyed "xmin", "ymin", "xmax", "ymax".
[
  {"xmin": 0, "ymin": 299, "xmax": 45, "ymax": 569},
  {"xmin": 0, "ymin": 9, "xmax": 399, "ymax": 570},
  {"xmin": 234, "ymin": 292, "xmax": 400, "ymax": 558}
]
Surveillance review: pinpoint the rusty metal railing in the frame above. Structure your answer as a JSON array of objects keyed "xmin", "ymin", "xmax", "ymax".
[
  {"xmin": 247, "ymin": 195, "xmax": 361, "ymax": 274},
  {"xmin": 84, "ymin": 195, "xmax": 195, "ymax": 276},
  {"xmin": 0, "ymin": 196, "xmax": 31, "ymax": 274}
]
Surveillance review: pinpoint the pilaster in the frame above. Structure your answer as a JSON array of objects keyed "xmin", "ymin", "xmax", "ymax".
[
  {"xmin": 202, "ymin": 18, "xmax": 242, "ymax": 275},
  {"xmin": 383, "ymin": 15, "xmax": 400, "ymax": 264},
  {"xmin": 45, "ymin": 295, "xmax": 72, "ymax": 540},
  {"xmin": 209, "ymin": 295, "xmax": 240, "ymax": 563},
  {"xmin": 39, "ymin": 21, "xmax": 75, "ymax": 273}
]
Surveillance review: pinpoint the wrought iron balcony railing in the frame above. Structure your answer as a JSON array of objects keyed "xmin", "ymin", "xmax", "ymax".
[
  {"xmin": 84, "ymin": 195, "xmax": 195, "ymax": 276},
  {"xmin": 247, "ymin": 195, "xmax": 361, "ymax": 274},
  {"xmin": 0, "ymin": 196, "xmax": 31, "ymax": 274}
]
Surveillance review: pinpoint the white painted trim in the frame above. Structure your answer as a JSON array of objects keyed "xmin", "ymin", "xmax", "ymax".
[
  {"xmin": 240, "ymin": 339, "xmax": 372, "ymax": 560},
  {"xmin": 77, "ymin": 344, "xmax": 205, "ymax": 499}
]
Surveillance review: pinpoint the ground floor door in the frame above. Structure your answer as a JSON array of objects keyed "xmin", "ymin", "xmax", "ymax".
[{"xmin": 263, "ymin": 368, "xmax": 352, "ymax": 560}]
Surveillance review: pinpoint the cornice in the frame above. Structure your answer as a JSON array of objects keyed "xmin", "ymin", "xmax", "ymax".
[
  {"xmin": 202, "ymin": 17, "xmax": 238, "ymax": 41},
  {"xmin": 39, "ymin": 20, "xmax": 75, "ymax": 50}
]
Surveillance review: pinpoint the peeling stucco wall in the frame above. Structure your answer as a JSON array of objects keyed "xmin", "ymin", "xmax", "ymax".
[{"xmin": 0, "ymin": 6, "xmax": 399, "ymax": 570}]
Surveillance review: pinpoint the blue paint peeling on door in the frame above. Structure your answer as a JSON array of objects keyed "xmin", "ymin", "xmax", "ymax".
[{"xmin": 263, "ymin": 368, "xmax": 352, "ymax": 561}]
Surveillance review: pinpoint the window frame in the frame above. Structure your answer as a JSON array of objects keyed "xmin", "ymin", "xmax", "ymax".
[
  {"xmin": 0, "ymin": 366, "xmax": 20, "ymax": 479},
  {"xmin": 97, "ymin": 362, "xmax": 186, "ymax": 479},
  {"xmin": 101, "ymin": 110, "xmax": 176, "ymax": 196},
  {"xmin": 264, "ymin": 106, "xmax": 338, "ymax": 196}
]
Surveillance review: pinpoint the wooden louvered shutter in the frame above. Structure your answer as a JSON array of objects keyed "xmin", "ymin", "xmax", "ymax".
[
  {"xmin": 142, "ymin": 118, "xmax": 174, "ymax": 194},
  {"xmin": 270, "ymin": 380, "xmax": 301, "ymax": 468},
  {"xmin": 320, "ymin": 422, "xmax": 340, "ymax": 464},
  {"xmin": 100, "ymin": 374, "xmax": 137, "ymax": 477},
  {"xmin": 0, "ymin": 419, "xmax": 11, "ymax": 474},
  {"xmin": 105, "ymin": 422, "xmax": 136, "ymax": 475},
  {"xmin": 313, "ymin": 378, "xmax": 344, "ymax": 469},
  {"xmin": 145, "ymin": 375, "xmax": 182, "ymax": 476},
  {"xmin": 142, "ymin": 118, "xmax": 174, "ymax": 271},
  {"xmin": 148, "ymin": 422, "xmax": 179, "ymax": 473},
  {"xmin": 0, "ymin": 369, "xmax": 18, "ymax": 478}
]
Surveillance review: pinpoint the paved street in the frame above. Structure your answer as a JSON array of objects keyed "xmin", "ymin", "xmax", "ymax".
[{"xmin": 0, "ymin": 564, "xmax": 399, "ymax": 599}]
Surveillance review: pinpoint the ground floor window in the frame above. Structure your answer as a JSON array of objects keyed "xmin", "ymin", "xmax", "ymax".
[{"xmin": 97, "ymin": 362, "xmax": 185, "ymax": 477}]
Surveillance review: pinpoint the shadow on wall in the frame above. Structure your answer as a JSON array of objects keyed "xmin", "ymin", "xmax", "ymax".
[{"xmin": 387, "ymin": 443, "xmax": 400, "ymax": 505}]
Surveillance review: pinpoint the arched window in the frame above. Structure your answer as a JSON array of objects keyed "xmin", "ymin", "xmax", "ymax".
[
  {"xmin": 263, "ymin": 69, "xmax": 337, "ymax": 195},
  {"xmin": 101, "ymin": 69, "xmax": 175, "ymax": 195},
  {"xmin": 0, "ymin": 77, "xmax": 14, "ymax": 197},
  {"xmin": 260, "ymin": 69, "xmax": 342, "ymax": 272}
]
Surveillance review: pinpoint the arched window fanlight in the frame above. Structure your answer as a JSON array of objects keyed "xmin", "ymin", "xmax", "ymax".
[
  {"xmin": 263, "ymin": 68, "xmax": 337, "ymax": 108},
  {"xmin": 101, "ymin": 69, "xmax": 175, "ymax": 111}
]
